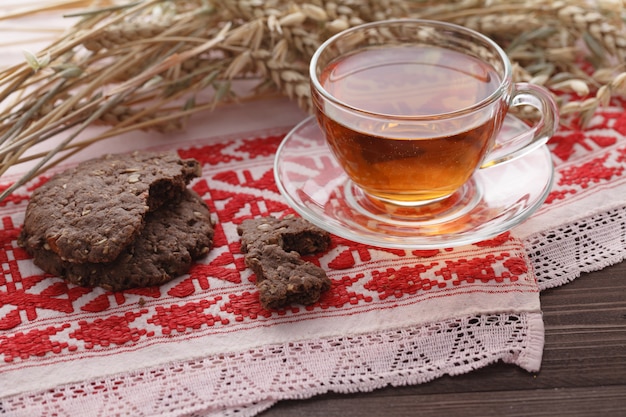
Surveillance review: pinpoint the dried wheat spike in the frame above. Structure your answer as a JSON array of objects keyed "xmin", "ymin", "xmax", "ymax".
[
  {"xmin": 83, "ymin": 22, "xmax": 172, "ymax": 51},
  {"xmin": 220, "ymin": 0, "xmax": 411, "ymax": 111},
  {"xmin": 554, "ymin": 3, "xmax": 626, "ymax": 63}
]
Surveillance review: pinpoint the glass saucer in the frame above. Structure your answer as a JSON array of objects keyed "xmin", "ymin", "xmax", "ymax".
[{"xmin": 274, "ymin": 116, "xmax": 554, "ymax": 249}]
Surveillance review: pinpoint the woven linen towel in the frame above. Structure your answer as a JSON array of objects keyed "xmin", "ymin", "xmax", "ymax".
[
  {"xmin": 1, "ymin": 95, "xmax": 626, "ymax": 417},
  {"xmin": 0, "ymin": 95, "xmax": 549, "ymax": 415},
  {"xmin": 2, "ymin": 96, "xmax": 626, "ymax": 416}
]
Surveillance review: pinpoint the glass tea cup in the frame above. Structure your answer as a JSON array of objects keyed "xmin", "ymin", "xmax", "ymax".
[{"xmin": 310, "ymin": 19, "xmax": 559, "ymax": 208}]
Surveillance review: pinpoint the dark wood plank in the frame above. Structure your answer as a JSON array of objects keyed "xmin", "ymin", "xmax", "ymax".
[
  {"xmin": 260, "ymin": 261, "xmax": 626, "ymax": 416},
  {"xmin": 263, "ymin": 386, "xmax": 626, "ymax": 417}
]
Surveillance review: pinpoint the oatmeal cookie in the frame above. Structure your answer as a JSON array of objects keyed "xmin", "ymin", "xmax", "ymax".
[{"xmin": 19, "ymin": 151, "xmax": 201, "ymax": 264}]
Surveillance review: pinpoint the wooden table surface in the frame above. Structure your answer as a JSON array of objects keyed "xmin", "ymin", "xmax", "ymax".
[{"xmin": 260, "ymin": 260, "xmax": 626, "ymax": 417}]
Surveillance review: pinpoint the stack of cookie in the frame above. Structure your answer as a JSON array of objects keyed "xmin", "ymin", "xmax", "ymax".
[{"xmin": 18, "ymin": 151, "xmax": 214, "ymax": 291}]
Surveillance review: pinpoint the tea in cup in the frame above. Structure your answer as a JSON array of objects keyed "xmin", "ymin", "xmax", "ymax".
[{"xmin": 310, "ymin": 19, "xmax": 558, "ymax": 207}]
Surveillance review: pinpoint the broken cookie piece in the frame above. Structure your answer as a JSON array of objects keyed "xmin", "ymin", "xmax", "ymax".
[
  {"xmin": 245, "ymin": 245, "xmax": 331, "ymax": 310},
  {"xmin": 237, "ymin": 215, "xmax": 332, "ymax": 310},
  {"xmin": 238, "ymin": 215, "xmax": 331, "ymax": 255}
]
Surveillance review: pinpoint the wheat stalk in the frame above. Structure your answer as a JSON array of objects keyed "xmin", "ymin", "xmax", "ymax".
[
  {"xmin": 0, "ymin": 0, "xmax": 624, "ymax": 201},
  {"xmin": 412, "ymin": 0, "xmax": 626, "ymax": 125}
]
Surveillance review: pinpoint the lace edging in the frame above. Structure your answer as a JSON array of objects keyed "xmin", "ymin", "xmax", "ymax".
[
  {"xmin": 525, "ymin": 204, "xmax": 626, "ymax": 291},
  {"xmin": 0, "ymin": 312, "xmax": 543, "ymax": 417}
]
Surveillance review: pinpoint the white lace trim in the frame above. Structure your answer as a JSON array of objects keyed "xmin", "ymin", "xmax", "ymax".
[
  {"xmin": 525, "ymin": 204, "xmax": 626, "ymax": 291},
  {"xmin": 0, "ymin": 312, "xmax": 543, "ymax": 417}
]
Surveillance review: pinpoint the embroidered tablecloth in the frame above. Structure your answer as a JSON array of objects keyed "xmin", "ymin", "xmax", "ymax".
[
  {"xmin": 2, "ymin": 6, "xmax": 626, "ymax": 417},
  {"xmin": 1, "ymin": 95, "xmax": 625, "ymax": 416}
]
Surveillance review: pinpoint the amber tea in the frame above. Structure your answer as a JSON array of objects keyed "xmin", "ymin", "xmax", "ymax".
[
  {"xmin": 310, "ymin": 20, "xmax": 558, "ymax": 212},
  {"xmin": 315, "ymin": 45, "xmax": 503, "ymax": 203}
]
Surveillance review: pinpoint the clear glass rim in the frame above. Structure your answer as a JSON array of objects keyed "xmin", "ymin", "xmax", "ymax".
[{"xmin": 309, "ymin": 18, "xmax": 513, "ymax": 121}]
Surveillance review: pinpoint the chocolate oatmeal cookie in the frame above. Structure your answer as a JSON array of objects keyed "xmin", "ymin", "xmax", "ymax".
[
  {"xmin": 238, "ymin": 215, "xmax": 331, "ymax": 255},
  {"xmin": 237, "ymin": 215, "xmax": 332, "ymax": 309},
  {"xmin": 19, "ymin": 151, "xmax": 201, "ymax": 264},
  {"xmin": 244, "ymin": 244, "xmax": 331, "ymax": 310},
  {"xmin": 26, "ymin": 189, "xmax": 214, "ymax": 291}
]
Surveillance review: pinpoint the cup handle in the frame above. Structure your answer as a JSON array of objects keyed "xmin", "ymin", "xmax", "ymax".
[{"xmin": 480, "ymin": 83, "xmax": 559, "ymax": 168}]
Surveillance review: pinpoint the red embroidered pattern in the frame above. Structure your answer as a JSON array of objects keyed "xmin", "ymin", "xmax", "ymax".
[
  {"xmin": 71, "ymin": 311, "xmax": 153, "ymax": 349},
  {"xmin": 2, "ymin": 324, "xmax": 72, "ymax": 362},
  {"xmin": 546, "ymin": 106, "xmax": 626, "ymax": 205}
]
